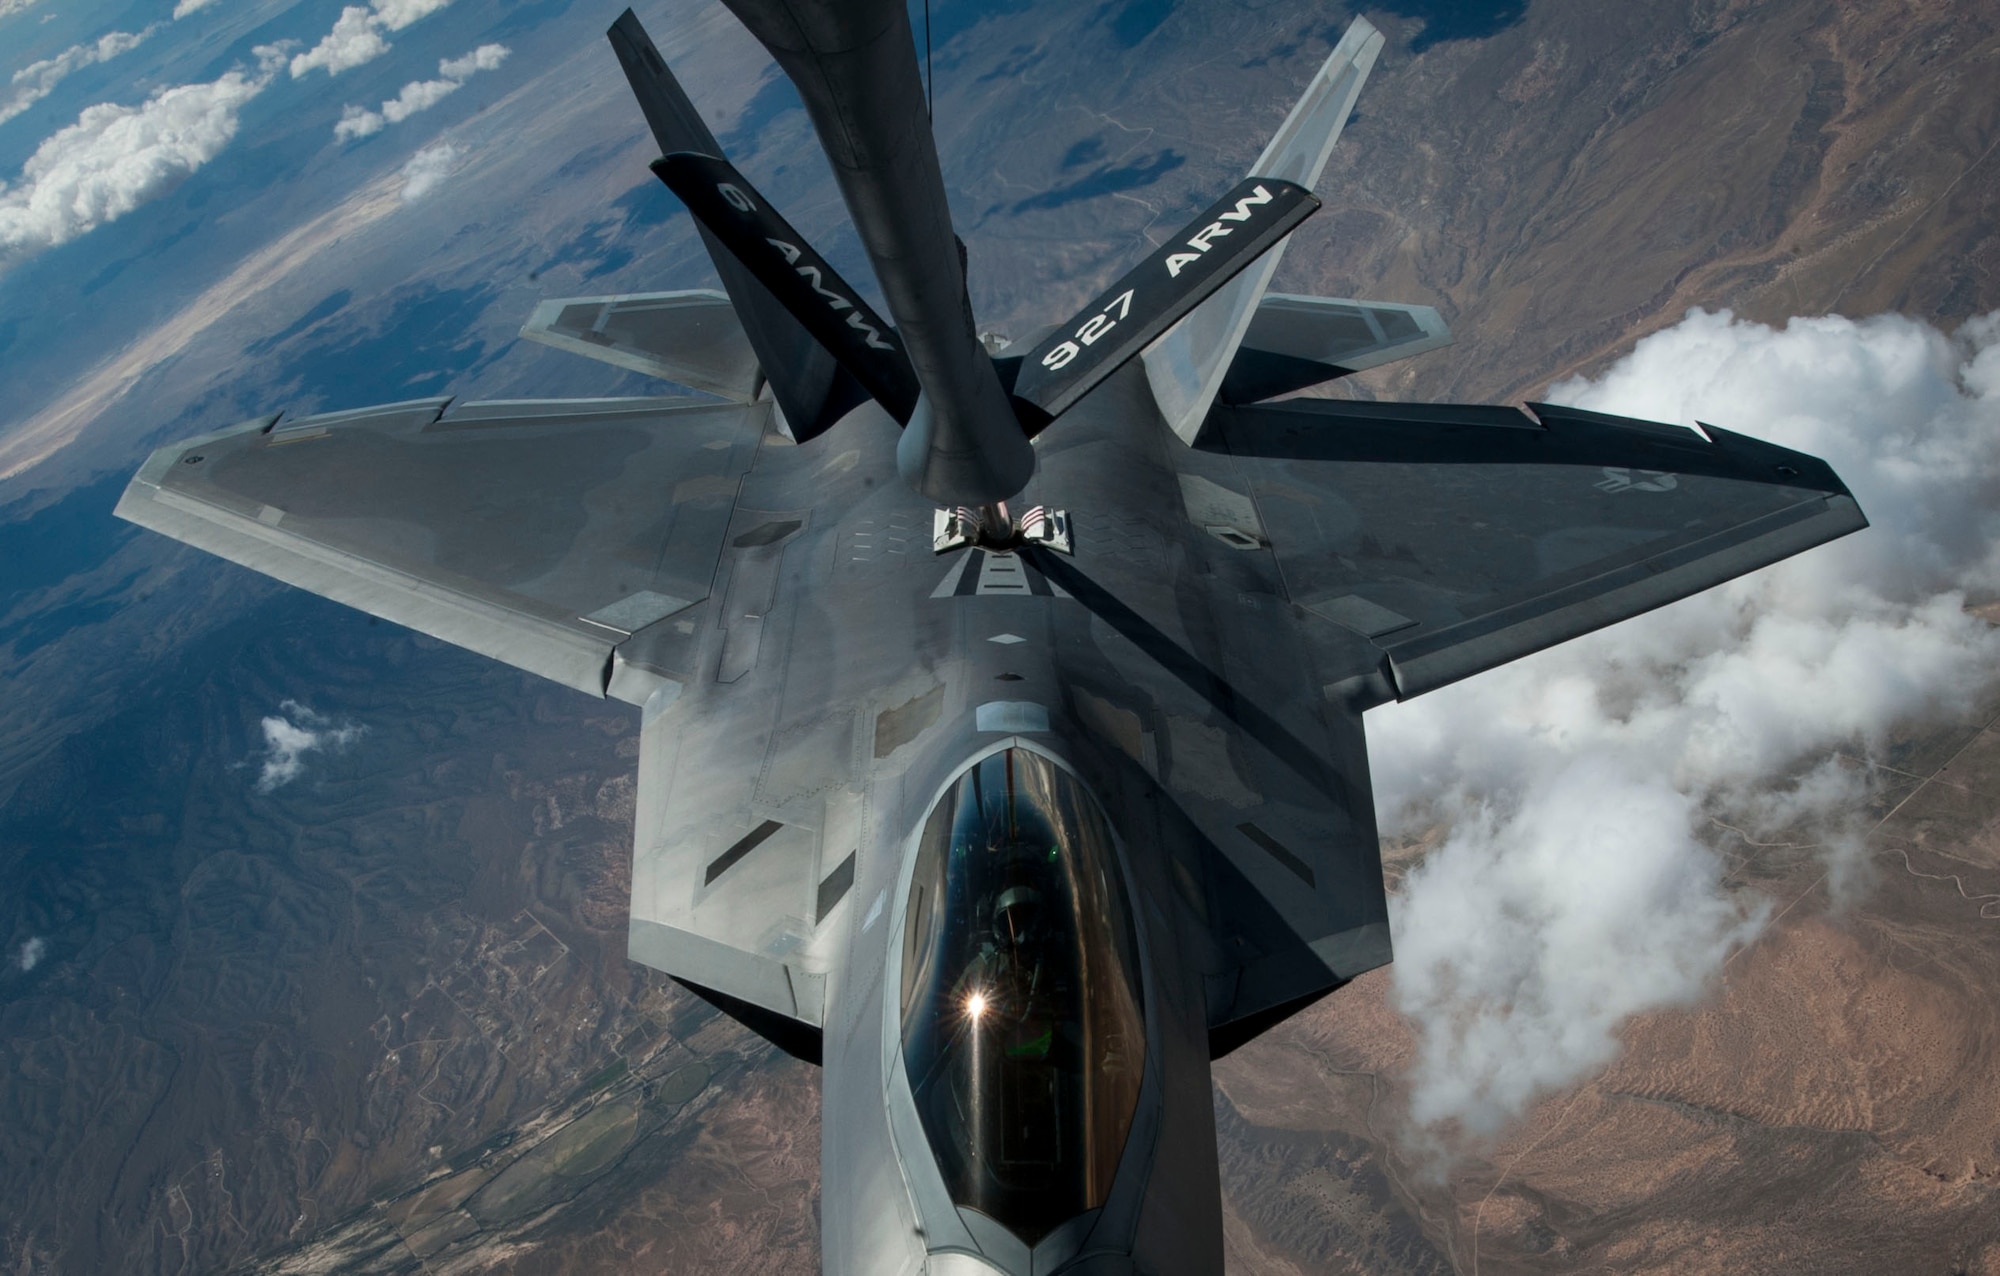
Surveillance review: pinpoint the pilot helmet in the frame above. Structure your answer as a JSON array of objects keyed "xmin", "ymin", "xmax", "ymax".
[{"xmin": 991, "ymin": 884, "xmax": 1041, "ymax": 944}]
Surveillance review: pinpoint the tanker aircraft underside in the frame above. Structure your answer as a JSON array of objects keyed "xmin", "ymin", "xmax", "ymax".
[{"xmin": 116, "ymin": 3, "xmax": 1866, "ymax": 1272}]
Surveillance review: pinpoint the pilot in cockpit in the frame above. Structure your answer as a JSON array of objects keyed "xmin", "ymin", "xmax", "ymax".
[{"xmin": 951, "ymin": 849, "xmax": 1063, "ymax": 1065}]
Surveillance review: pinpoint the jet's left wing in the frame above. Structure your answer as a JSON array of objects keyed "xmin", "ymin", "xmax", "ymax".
[
  {"xmin": 115, "ymin": 395, "xmax": 765, "ymax": 704},
  {"xmin": 1204, "ymin": 397, "xmax": 1867, "ymax": 700}
]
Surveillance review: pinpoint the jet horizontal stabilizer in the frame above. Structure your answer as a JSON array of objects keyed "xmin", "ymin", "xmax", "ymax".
[
  {"xmin": 518, "ymin": 289, "xmax": 761, "ymax": 400},
  {"xmin": 1218, "ymin": 294, "xmax": 1453, "ymax": 405},
  {"xmin": 1012, "ymin": 177, "xmax": 1320, "ymax": 422},
  {"xmin": 651, "ymin": 151, "xmax": 922, "ymax": 425}
]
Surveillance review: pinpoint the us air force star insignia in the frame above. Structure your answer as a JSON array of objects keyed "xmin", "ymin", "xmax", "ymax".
[{"xmin": 1595, "ymin": 467, "xmax": 1679, "ymax": 493}]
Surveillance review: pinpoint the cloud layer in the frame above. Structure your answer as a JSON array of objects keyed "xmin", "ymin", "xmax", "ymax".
[
  {"xmin": 369, "ymin": 0, "xmax": 454, "ymax": 30},
  {"xmin": 0, "ymin": 25, "xmax": 158, "ymax": 127},
  {"xmin": 256, "ymin": 700, "xmax": 364, "ymax": 791},
  {"xmin": 289, "ymin": 0, "xmax": 457, "ymax": 78},
  {"xmin": 0, "ymin": 65, "xmax": 271, "ymax": 255},
  {"xmin": 0, "ymin": 0, "xmax": 480, "ymax": 262},
  {"xmin": 333, "ymin": 42, "xmax": 507, "ymax": 140},
  {"xmin": 396, "ymin": 139, "xmax": 459, "ymax": 200},
  {"xmin": 14, "ymin": 936, "xmax": 46, "ymax": 972},
  {"xmin": 1379, "ymin": 308, "xmax": 2000, "ymax": 1143},
  {"xmin": 289, "ymin": 5, "xmax": 386, "ymax": 78}
]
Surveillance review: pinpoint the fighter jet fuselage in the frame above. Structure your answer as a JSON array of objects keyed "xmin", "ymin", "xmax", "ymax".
[{"xmin": 639, "ymin": 362, "xmax": 1383, "ymax": 1272}]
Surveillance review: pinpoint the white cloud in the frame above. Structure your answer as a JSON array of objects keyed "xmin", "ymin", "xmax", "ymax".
[
  {"xmin": 256, "ymin": 700, "xmax": 364, "ymax": 791},
  {"xmin": 1392, "ymin": 765, "xmax": 1768, "ymax": 1138},
  {"xmin": 0, "ymin": 66, "xmax": 270, "ymax": 256},
  {"xmin": 0, "ymin": 0, "xmax": 43, "ymax": 19},
  {"xmin": 251, "ymin": 40, "xmax": 296, "ymax": 77},
  {"xmin": 0, "ymin": 24, "xmax": 158, "ymax": 126},
  {"xmin": 437, "ymin": 42, "xmax": 507, "ymax": 79},
  {"xmin": 1379, "ymin": 308, "xmax": 2000, "ymax": 1144},
  {"xmin": 332, "ymin": 44, "xmax": 506, "ymax": 141},
  {"xmin": 289, "ymin": 0, "xmax": 460, "ymax": 79},
  {"xmin": 172, "ymin": 0, "xmax": 220, "ymax": 17},
  {"xmin": 380, "ymin": 75, "xmax": 458, "ymax": 122},
  {"xmin": 397, "ymin": 139, "xmax": 458, "ymax": 201},
  {"xmin": 368, "ymin": 0, "xmax": 453, "ymax": 31},
  {"xmin": 332, "ymin": 101, "xmax": 382, "ymax": 140},
  {"xmin": 289, "ymin": 5, "xmax": 386, "ymax": 77},
  {"xmin": 14, "ymin": 936, "xmax": 46, "ymax": 971}
]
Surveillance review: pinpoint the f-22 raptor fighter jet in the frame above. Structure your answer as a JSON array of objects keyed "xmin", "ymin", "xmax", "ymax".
[{"xmin": 117, "ymin": 2, "xmax": 1866, "ymax": 1271}]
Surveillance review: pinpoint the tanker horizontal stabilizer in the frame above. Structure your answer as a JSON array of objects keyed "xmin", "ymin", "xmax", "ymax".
[
  {"xmin": 1010, "ymin": 177, "xmax": 1319, "ymax": 424},
  {"xmin": 652, "ymin": 151, "xmax": 922, "ymax": 424}
]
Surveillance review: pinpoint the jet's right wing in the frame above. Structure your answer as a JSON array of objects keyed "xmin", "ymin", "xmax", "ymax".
[
  {"xmin": 115, "ymin": 394, "xmax": 765, "ymax": 706},
  {"xmin": 1203, "ymin": 397, "xmax": 1868, "ymax": 700}
]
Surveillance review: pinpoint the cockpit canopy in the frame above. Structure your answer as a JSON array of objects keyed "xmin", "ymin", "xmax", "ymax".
[{"xmin": 899, "ymin": 748, "xmax": 1147, "ymax": 1244}]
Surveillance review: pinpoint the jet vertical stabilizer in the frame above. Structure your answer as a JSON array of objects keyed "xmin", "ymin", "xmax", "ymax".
[
  {"xmin": 1142, "ymin": 17, "xmax": 1385, "ymax": 443},
  {"xmin": 610, "ymin": 10, "xmax": 872, "ymax": 440}
]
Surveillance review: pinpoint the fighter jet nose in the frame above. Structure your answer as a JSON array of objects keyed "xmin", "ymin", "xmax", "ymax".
[
  {"xmin": 924, "ymin": 1264, "xmax": 1144, "ymax": 1276},
  {"xmin": 925, "ymin": 1252, "xmax": 1136, "ymax": 1276}
]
